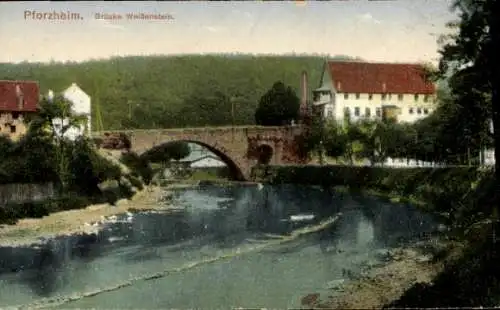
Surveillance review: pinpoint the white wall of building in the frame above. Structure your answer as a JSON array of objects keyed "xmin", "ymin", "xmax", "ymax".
[
  {"xmin": 48, "ymin": 83, "xmax": 91, "ymax": 141},
  {"xmin": 483, "ymin": 148, "xmax": 495, "ymax": 166},
  {"xmin": 51, "ymin": 117, "xmax": 88, "ymax": 141},
  {"xmin": 333, "ymin": 93, "xmax": 435, "ymax": 123},
  {"xmin": 62, "ymin": 83, "xmax": 91, "ymax": 135},
  {"xmin": 314, "ymin": 66, "xmax": 437, "ymax": 124},
  {"xmin": 190, "ymin": 156, "xmax": 226, "ymax": 168}
]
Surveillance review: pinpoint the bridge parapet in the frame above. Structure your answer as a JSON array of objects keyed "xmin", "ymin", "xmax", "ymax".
[{"xmin": 92, "ymin": 125, "xmax": 303, "ymax": 137}]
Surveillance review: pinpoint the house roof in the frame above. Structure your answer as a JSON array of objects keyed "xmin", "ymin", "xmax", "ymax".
[
  {"xmin": 326, "ymin": 61, "xmax": 435, "ymax": 94},
  {"xmin": 0, "ymin": 80, "xmax": 39, "ymax": 112},
  {"xmin": 190, "ymin": 155, "xmax": 225, "ymax": 167}
]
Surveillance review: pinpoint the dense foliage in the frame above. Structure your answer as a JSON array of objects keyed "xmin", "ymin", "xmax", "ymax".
[
  {"xmin": 0, "ymin": 96, "xmax": 124, "ymax": 197},
  {"xmin": 255, "ymin": 164, "xmax": 491, "ymax": 224},
  {"xmin": 143, "ymin": 141, "xmax": 191, "ymax": 163},
  {"xmin": 255, "ymin": 81, "xmax": 300, "ymax": 126},
  {"xmin": 120, "ymin": 152, "xmax": 154, "ymax": 185},
  {"xmin": 306, "ymin": 86, "xmax": 493, "ymax": 167},
  {"xmin": 0, "ymin": 101, "xmax": 132, "ymax": 224}
]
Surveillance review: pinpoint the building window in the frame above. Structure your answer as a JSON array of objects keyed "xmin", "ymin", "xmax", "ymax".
[
  {"xmin": 10, "ymin": 125, "xmax": 16, "ymax": 133},
  {"xmin": 355, "ymin": 93, "xmax": 360, "ymax": 99},
  {"xmin": 12, "ymin": 112, "xmax": 20, "ymax": 120},
  {"xmin": 376, "ymin": 107, "xmax": 381, "ymax": 117},
  {"xmin": 368, "ymin": 94, "xmax": 373, "ymax": 100},
  {"xmin": 423, "ymin": 108, "xmax": 429, "ymax": 114},
  {"xmin": 381, "ymin": 94, "xmax": 387, "ymax": 100},
  {"xmin": 388, "ymin": 94, "xmax": 392, "ymax": 100},
  {"xmin": 365, "ymin": 107, "xmax": 371, "ymax": 117},
  {"xmin": 417, "ymin": 108, "xmax": 422, "ymax": 114},
  {"xmin": 398, "ymin": 94, "xmax": 403, "ymax": 101},
  {"xmin": 414, "ymin": 94, "xmax": 419, "ymax": 101},
  {"xmin": 423, "ymin": 95, "xmax": 429, "ymax": 102},
  {"xmin": 327, "ymin": 110, "xmax": 333, "ymax": 118},
  {"xmin": 409, "ymin": 108, "xmax": 414, "ymax": 114},
  {"xmin": 344, "ymin": 93, "xmax": 349, "ymax": 100},
  {"xmin": 354, "ymin": 107, "xmax": 360, "ymax": 116}
]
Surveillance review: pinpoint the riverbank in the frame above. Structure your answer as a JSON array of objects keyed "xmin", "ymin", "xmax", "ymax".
[
  {"xmin": 0, "ymin": 185, "xmax": 166, "ymax": 247},
  {"xmin": 305, "ymin": 238, "xmax": 466, "ymax": 309}
]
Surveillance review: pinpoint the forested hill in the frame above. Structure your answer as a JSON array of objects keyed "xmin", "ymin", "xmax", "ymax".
[{"xmin": 0, "ymin": 54, "xmax": 359, "ymax": 130}]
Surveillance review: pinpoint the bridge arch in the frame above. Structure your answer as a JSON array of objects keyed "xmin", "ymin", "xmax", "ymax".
[{"xmin": 140, "ymin": 140, "xmax": 246, "ymax": 181}]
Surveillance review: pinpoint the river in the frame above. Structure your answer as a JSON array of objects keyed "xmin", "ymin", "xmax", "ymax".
[{"xmin": 0, "ymin": 183, "xmax": 441, "ymax": 309}]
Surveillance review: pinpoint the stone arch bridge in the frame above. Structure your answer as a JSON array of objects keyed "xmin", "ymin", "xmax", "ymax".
[{"xmin": 93, "ymin": 125, "xmax": 308, "ymax": 180}]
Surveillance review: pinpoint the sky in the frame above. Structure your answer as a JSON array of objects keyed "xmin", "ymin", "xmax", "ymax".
[{"xmin": 0, "ymin": 1, "xmax": 458, "ymax": 64}]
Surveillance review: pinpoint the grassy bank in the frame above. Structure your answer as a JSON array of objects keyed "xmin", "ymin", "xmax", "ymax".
[
  {"xmin": 0, "ymin": 186, "xmax": 165, "ymax": 247},
  {"xmin": 0, "ymin": 186, "xmax": 135, "ymax": 225}
]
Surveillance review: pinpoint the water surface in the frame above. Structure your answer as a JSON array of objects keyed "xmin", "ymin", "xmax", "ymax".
[{"xmin": 0, "ymin": 184, "xmax": 440, "ymax": 309}]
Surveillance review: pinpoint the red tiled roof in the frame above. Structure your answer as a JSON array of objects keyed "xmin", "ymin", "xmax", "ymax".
[
  {"xmin": 0, "ymin": 80, "xmax": 39, "ymax": 112},
  {"xmin": 327, "ymin": 61, "xmax": 435, "ymax": 94}
]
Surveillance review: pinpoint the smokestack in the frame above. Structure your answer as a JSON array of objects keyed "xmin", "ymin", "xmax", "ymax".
[{"xmin": 301, "ymin": 70, "xmax": 308, "ymax": 108}]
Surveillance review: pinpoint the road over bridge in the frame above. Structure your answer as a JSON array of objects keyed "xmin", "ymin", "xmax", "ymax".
[{"xmin": 92, "ymin": 125, "xmax": 309, "ymax": 180}]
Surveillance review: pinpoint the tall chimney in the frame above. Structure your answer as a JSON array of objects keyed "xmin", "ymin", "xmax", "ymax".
[
  {"xmin": 300, "ymin": 70, "xmax": 309, "ymax": 121},
  {"xmin": 301, "ymin": 70, "xmax": 308, "ymax": 106}
]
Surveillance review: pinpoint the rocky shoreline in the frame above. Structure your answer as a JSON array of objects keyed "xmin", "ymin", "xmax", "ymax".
[
  {"xmin": 0, "ymin": 185, "xmax": 170, "ymax": 248},
  {"xmin": 301, "ymin": 237, "xmax": 464, "ymax": 309}
]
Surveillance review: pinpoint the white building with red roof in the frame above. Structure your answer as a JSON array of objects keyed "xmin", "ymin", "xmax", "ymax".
[
  {"xmin": 48, "ymin": 82, "xmax": 91, "ymax": 141},
  {"xmin": 312, "ymin": 60, "xmax": 437, "ymax": 123}
]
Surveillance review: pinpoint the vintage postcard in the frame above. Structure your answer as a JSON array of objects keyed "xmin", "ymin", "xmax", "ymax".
[{"xmin": 0, "ymin": 0, "xmax": 498, "ymax": 309}]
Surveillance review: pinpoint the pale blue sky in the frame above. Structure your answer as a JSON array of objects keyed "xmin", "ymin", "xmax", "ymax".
[{"xmin": 0, "ymin": 1, "xmax": 457, "ymax": 64}]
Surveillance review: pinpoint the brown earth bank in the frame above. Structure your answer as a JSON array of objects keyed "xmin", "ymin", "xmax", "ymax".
[
  {"xmin": 301, "ymin": 237, "xmax": 466, "ymax": 309},
  {"xmin": 0, "ymin": 185, "xmax": 168, "ymax": 247}
]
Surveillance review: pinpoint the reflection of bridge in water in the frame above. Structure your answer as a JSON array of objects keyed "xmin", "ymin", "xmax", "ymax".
[{"xmin": 93, "ymin": 125, "xmax": 308, "ymax": 180}]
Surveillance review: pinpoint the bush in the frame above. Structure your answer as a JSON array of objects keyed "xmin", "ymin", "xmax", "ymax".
[
  {"xmin": 0, "ymin": 194, "xmax": 93, "ymax": 224},
  {"xmin": 254, "ymin": 165, "xmax": 486, "ymax": 216},
  {"xmin": 127, "ymin": 175, "xmax": 145, "ymax": 191},
  {"xmin": 120, "ymin": 152, "xmax": 154, "ymax": 184}
]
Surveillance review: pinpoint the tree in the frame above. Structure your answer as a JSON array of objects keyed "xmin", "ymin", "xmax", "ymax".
[
  {"xmin": 255, "ymin": 81, "xmax": 300, "ymax": 126},
  {"xmin": 438, "ymin": 0, "xmax": 499, "ymax": 196},
  {"xmin": 144, "ymin": 142, "xmax": 191, "ymax": 163},
  {"xmin": 28, "ymin": 95, "xmax": 89, "ymax": 191},
  {"xmin": 322, "ymin": 120, "xmax": 348, "ymax": 160},
  {"xmin": 381, "ymin": 121, "xmax": 414, "ymax": 160},
  {"xmin": 29, "ymin": 95, "xmax": 87, "ymax": 140}
]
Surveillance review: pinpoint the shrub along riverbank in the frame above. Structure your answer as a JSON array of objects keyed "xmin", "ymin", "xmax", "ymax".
[
  {"xmin": 0, "ymin": 95, "xmax": 156, "ymax": 226},
  {"xmin": 253, "ymin": 165, "xmax": 494, "ymax": 227},
  {"xmin": 0, "ymin": 150, "xmax": 147, "ymax": 225}
]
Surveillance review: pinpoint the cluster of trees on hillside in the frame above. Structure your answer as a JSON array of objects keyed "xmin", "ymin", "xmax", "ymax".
[
  {"xmin": 0, "ymin": 55, "xmax": 362, "ymax": 130},
  {"xmin": 0, "ymin": 55, "xmax": 324, "ymax": 130}
]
